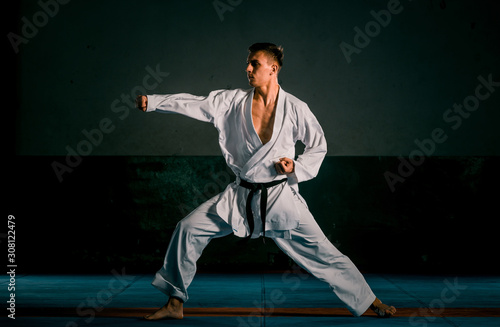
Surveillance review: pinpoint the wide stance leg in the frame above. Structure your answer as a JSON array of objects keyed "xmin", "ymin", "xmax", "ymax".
[
  {"xmin": 272, "ymin": 195, "xmax": 376, "ymax": 317},
  {"xmin": 151, "ymin": 195, "xmax": 233, "ymax": 302}
]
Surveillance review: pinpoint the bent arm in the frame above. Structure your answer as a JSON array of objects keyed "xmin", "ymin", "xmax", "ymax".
[{"xmin": 292, "ymin": 106, "xmax": 328, "ymax": 183}]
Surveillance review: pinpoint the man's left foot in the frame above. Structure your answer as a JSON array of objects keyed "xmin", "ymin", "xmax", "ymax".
[
  {"xmin": 370, "ymin": 298, "xmax": 396, "ymax": 317},
  {"xmin": 144, "ymin": 297, "xmax": 184, "ymax": 320}
]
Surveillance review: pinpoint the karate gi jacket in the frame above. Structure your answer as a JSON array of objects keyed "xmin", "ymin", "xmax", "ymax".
[{"xmin": 146, "ymin": 87, "xmax": 327, "ymax": 239}]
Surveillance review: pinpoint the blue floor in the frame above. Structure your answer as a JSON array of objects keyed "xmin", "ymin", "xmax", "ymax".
[
  {"xmin": 4, "ymin": 317, "xmax": 500, "ymax": 327},
  {"xmin": 1, "ymin": 272, "xmax": 499, "ymax": 326}
]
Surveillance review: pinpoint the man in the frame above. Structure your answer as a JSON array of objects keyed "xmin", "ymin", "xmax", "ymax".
[{"xmin": 136, "ymin": 43, "xmax": 396, "ymax": 320}]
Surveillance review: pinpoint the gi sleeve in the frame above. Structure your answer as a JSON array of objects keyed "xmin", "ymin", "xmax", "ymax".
[
  {"xmin": 145, "ymin": 89, "xmax": 233, "ymax": 124},
  {"xmin": 293, "ymin": 104, "xmax": 328, "ymax": 183}
]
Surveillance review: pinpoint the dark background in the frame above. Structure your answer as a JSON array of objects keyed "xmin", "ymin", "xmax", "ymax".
[
  {"xmin": 11, "ymin": 0, "xmax": 500, "ymax": 156},
  {"xmin": 6, "ymin": 155, "xmax": 500, "ymax": 275},
  {"xmin": 5, "ymin": 0, "xmax": 500, "ymax": 275}
]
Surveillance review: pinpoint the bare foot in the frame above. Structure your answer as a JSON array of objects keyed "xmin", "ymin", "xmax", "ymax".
[
  {"xmin": 144, "ymin": 297, "xmax": 184, "ymax": 320},
  {"xmin": 370, "ymin": 297, "xmax": 396, "ymax": 318}
]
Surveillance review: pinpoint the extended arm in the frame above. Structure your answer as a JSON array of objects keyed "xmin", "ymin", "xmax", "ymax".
[{"xmin": 135, "ymin": 89, "xmax": 236, "ymax": 124}]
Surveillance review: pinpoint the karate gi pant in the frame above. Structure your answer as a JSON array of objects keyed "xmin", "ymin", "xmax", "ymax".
[{"xmin": 151, "ymin": 192, "xmax": 376, "ymax": 317}]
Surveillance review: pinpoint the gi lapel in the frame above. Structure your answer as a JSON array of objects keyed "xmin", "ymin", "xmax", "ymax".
[
  {"xmin": 240, "ymin": 87, "xmax": 286, "ymax": 180},
  {"xmin": 244, "ymin": 89, "xmax": 262, "ymax": 149}
]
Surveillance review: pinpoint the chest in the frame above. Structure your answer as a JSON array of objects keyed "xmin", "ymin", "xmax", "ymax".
[{"xmin": 251, "ymin": 100, "xmax": 276, "ymax": 145}]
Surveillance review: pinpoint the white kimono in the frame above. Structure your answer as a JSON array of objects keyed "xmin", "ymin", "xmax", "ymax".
[
  {"xmin": 146, "ymin": 87, "xmax": 327, "ymax": 239},
  {"xmin": 147, "ymin": 87, "xmax": 376, "ymax": 316}
]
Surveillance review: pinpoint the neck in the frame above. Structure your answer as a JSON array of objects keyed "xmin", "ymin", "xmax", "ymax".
[{"xmin": 254, "ymin": 81, "xmax": 280, "ymax": 106}]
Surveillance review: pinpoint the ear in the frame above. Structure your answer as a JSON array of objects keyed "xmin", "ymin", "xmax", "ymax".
[{"xmin": 271, "ymin": 64, "xmax": 278, "ymax": 75}]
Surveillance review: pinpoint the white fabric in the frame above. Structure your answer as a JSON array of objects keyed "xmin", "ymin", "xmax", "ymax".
[
  {"xmin": 148, "ymin": 87, "xmax": 375, "ymax": 316},
  {"xmin": 151, "ymin": 192, "xmax": 376, "ymax": 316},
  {"xmin": 147, "ymin": 87, "xmax": 327, "ymax": 238},
  {"xmin": 273, "ymin": 192, "xmax": 376, "ymax": 316}
]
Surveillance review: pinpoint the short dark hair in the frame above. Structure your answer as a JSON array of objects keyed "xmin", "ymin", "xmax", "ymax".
[{"xmin": 248, "ymin": 42, "xmax": 284, "ymax": 68}]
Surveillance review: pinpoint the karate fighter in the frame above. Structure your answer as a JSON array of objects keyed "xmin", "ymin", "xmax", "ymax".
[{"xmin": 136, "ymin": 43, "xmax": 396, "ymax": 320}]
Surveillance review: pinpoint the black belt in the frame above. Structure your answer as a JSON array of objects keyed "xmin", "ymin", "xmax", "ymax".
[{"xmin": 239, "ymin": 178, "xmax": 287, "ymax": 240}]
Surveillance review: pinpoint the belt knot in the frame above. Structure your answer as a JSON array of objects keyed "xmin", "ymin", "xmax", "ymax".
[{"xmin": 238, "ymin": 178, "xmax": 287, "ymax": 241}]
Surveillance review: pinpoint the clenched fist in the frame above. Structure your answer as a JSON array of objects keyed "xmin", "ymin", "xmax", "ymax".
[
  {"xmin": 275, "ymin": 157, "xmax": 294, "ymax": 175},
  {"xmin": 136, "ymin": 95, "xmax": 148, "ymax": 112}
]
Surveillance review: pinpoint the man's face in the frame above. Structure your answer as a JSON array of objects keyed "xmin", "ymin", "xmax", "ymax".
[{"xmin": 246, "ymin": 51, "xmax": 277, "ymax": 87}]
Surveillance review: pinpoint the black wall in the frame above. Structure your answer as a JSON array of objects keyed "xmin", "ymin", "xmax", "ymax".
[
  {"xmin": 7, "ymin": 156, "xmax": 500, "ymax": 275},
  {"xmin": 11, "ymin": 0, "xmax": 500, "ymax": 157}
]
